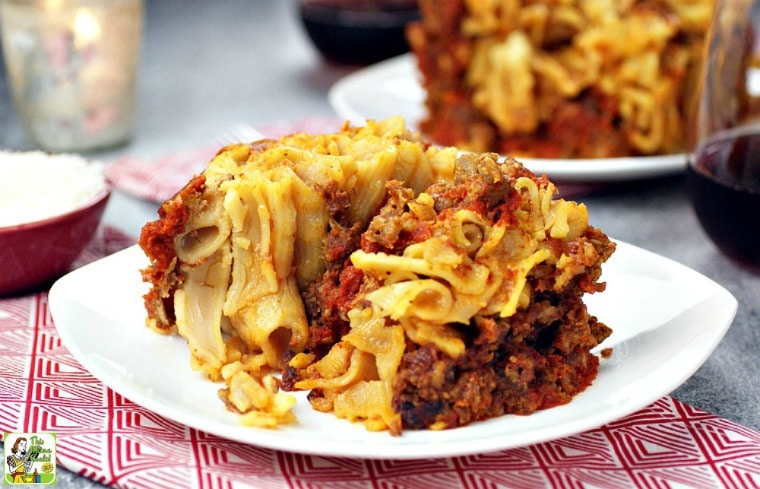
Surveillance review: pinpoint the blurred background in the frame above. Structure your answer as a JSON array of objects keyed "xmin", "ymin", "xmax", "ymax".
[
  {"xmin": 0, "ymin": 0, "xmax": 417, "ymax": 159},
  {"xmin": 1, "ymin": 2, "xmax": 759, "ymax": 488}
]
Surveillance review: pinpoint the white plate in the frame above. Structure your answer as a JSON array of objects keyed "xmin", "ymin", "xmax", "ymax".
[
  {"xmin": 49, "ymin": 242, "xmax": 736, "ymax": 460},
  {"xmin": 329, "ymin": 54, "xmax": 688, "ymax": 182}
]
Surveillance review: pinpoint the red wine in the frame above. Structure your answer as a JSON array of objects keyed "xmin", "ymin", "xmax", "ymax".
[{"xmin": 687, "ymin": 129, "xmax": 760, "ymax": 269}]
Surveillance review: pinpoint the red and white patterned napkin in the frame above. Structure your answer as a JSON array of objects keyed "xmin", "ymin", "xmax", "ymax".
[
  {"xmin": 106, "ymin": 116, "xmax": 600, "ymax": 204},
  {"xmin": 1, "ymin": 226, "xmax": 760, "ymax": 488}
]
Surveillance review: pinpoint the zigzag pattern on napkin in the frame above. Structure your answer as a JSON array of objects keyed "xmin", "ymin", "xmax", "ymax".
[{"xmin": 1, "ymin": 228, "xmax": 760, "ymax": 489}]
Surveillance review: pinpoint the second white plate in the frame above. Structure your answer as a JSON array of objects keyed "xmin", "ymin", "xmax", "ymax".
[{"xmin": 329, "ymin": 54, "xmax": 688, "ymax": 182}]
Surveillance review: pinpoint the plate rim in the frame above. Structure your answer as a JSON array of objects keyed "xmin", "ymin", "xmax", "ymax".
[
  {"xmin": 328, "ymin": 53, "xmax": 689, "ymax": 183},
  {"xmin": 49, "ymin": 242, "xmax": 738, "ymax": 459}
]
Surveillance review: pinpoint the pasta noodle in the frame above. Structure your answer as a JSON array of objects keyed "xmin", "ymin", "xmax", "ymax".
[
  {"xmin": 139, "ymin": 117, "xmax": 615, "ymax": 434},
  {"xmin": 407, "ymin": 0, "xmax": 712, "ymax": 158}
]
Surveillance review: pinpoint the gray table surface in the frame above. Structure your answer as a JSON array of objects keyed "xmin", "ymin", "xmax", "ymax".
[{"xmin": 1, "ymin": 1, "xmax": 758, "ymax": 488}]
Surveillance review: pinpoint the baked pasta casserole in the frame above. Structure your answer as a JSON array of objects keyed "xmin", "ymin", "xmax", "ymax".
[
  {"xmin": 406, "ymin": 0, "xmax": 712, "ymax": 158},
  {"xmin": 139, "ymin": 117, "xmax": 615, "ymax": 434}
]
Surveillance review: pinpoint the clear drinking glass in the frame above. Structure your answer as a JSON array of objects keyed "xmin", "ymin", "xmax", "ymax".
[
  {"xmin": 687, "ymin": 0, "xmax": 760, "ymax": 269},
  {"xmin": 0, "ymin": 0, "xmax": 143, "ymax": 153}
]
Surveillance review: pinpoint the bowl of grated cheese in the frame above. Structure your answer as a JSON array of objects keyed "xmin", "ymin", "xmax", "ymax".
[{"xmin": 0, "ymin": 151, "xmax": 111, "ymax": 295}]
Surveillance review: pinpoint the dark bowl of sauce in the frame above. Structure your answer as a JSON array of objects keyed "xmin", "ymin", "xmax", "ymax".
[{"xmin": 299, "ymin": 0, "xmax": 419, "ymax": 65}]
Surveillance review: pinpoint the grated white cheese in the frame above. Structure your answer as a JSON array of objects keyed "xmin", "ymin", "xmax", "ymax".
[{"xmin": 0, "ymin": 151, "xmax": 107, "ymax": 227}]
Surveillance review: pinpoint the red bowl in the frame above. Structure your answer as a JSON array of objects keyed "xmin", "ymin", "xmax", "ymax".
[{"xmin": 0, "ymin": 187, "xmax": 111, "ymax": 296}]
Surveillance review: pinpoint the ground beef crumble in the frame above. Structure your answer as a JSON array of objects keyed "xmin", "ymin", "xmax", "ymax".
[
  {"xmin": 393, "ymin": 286, "xmax": 611, "ymax": 429},
  {"xmin": 294, "ymin": 154, "xmax": 614, "ymax": 430}
]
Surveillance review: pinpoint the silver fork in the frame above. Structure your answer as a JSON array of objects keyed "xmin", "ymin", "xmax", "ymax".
[{"xmin": 214, "ymin": 123, "xmax": 265, "ymax": 145}]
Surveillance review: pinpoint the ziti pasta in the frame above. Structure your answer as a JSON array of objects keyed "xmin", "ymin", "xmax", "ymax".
[{"xmin": 139, "ymin": 117, "xmax": 615, "ymax": 434}]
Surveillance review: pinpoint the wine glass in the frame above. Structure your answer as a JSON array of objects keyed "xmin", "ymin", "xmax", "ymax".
[{"xmin": 687, "ymin": 0, "xmax": 760, "ymax": 270}]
